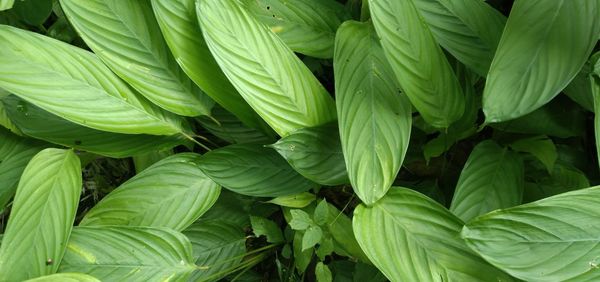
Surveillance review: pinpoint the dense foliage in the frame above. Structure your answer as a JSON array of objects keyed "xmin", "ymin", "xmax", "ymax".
[{"xmin": 0, "ymin": 0, "xmax": 599, "ymax": 281}]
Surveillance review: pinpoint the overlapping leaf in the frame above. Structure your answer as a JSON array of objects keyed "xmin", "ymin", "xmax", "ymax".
[
  {"xmin": 0, "ymin": 25, "xmax": 184, "ymax": 136},
  {"xmin": 3, "ymin": 96, "xmax": 185, "ymax": 158},
  {"xmin": 564, "ymin": 60, "xmax": 594, "ymax": 111},
  {"xmin": 271, "ymin": 122, "xmax": 348, "ymax": 186},
  {"xmin": 0, "ymin": 126, "xmax": 45, "ymax": 209},
  {"xmin": 60, "ymin": 0, "xmax": 213, "ymax": 117},
  {"xmin": 80, "ymin": 153, "xmax": 220, "ymax": 231},
  {"xmin": 242, "ymin": 0, "xmax": 349, "ymax": 58},
  {"xmin": 450, "ymin": 140, "xmax": 524, "ymax": 222},
  {"xmin": 413, "ymin": 0, "xmax": 506, "ymax": 76},
  {"xmin": 368, "ymin": 0, "xmax": 464, "ymax": 128},
  {"xmin": 60, "ymin": 226, "xmax": 196, "ymax": 281},
  {"xmin": 483, "ymin": 0, "xmax": 600, "ymax": 123},
  {"xmin": 25, "ymin": 273, "xmax": 100, "ymax": 282},
  {"xmin": 0, "ymin": 88, "xmax": 20, "ymax": 134},
  {"xmin": 151, "ymin": 0, "xmax": 269, "ymax": 131},
  {"xmin": 196, "ymin": 105, "xmax": 274, "ymax": 145},
  {"xmin": 198, "ymin": 0, "xmax": 336, "ymax": 136},
  {"xmin": 0, "ymin": 149, "xmax": 81, "ymax": 280},
  {"xmin": 334, "ymin": 21, "xmax": 411, "ymax": 204},
  {"xmin": 462, "ymin": 186, "xmax": 600, "ymax": 281},
  {"xmin": 353, "ymin": 188, "xmax": 512, "ymax": 281},
  {"xmin": 198, "ymin": 144, "xmax": 317, "ymax": 197},
  {"xmin": 183, "ymin": 221, "xmax": 247, "ymax": 281}
]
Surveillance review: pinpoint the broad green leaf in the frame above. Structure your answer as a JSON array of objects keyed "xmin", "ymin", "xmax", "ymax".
[
  {"xmin": 302, "ymin": 226, "xmax": 323, "ymax": 251},
  {"xmin": 0, "ymin": 127, "xmax": 45, "ymax": 209},
  {"xmin": 483, "ymin": 0, "xmax": 600, "ymax": 123},
  {"xmin": 334, "ymin": 21, "xmax": 411, "ymax": 204},
  {"xmin": 462, "ymin": 186, "xmax": 600, "ymax": 281},
  {"xmin": 151, "ymin": 0, "xmax": 268, "ymax": 131},
  {"xmin": 368, "ymin": 0, "xmax": 464, "ymax": 128},
  {"xmin": 25, "ymin": 273, "xmax": 100, "ymax": 282},
  {"xmin": 0, "ymin": 149, "xmax": 81, "ymax": 280},
  {"xmin": 564, "ymin": 60, "xmax": 594, "ymax": 111},
  {"xmin": 196, "ymin": 105, "xmax": 275, "ymax": 145},
  {"xmin": 12, "ymin": 0, "xmax": 53, "ymax": 26},
  {"xmin": 0, "ymin": 25, "xmax": 185, "ymax": 136},
  {"xmin": 60, "ymin": 0, "xmax": 213, "ymax": 117},
  {"xmin": 316, "ymin": 262, "xmax": 333, "ymax": 282},
  {"xmin": 250, "ymin": 216, "xmax": 284, "ymax": 244},
  {"xmin": 60, "ymin": 226, "xmax": 196, "ymax": 281},
  {"xmin": 199, "ymin": 191, "xmax": 252, "ymax": 229},
  {"xmin": 524, "ymin": 162, "xmax": 589, "ymax": 203},
  {"xmin": 413, "ymin": 0, "xmax": 506, "ymax": 76},
  {"xmin": 289, "ymin": 209, "xmax": 313, "ymax": 231},
  {"xmin": 3, "ymin": 96, "xmax": 185, "ymax": 158},
  {"xmin": 198, "ymin": 144, "xmax": 317, "ymax": 197},
  {"xmin": 80, "ymin": 154, "xmax": 220, "ymax": 231},
  {"xmin": 510, "ymin": 135, "xmax": 557, "ymax": 173},
  {"xmin": 313, "ymin": 199, "xmax": 329, "ymax": 226},
  {"xmin": 267, "ymin": 192, "xmax": 316, "ymax": 208},
  {"xmin": 326, "ymin": 203, "xmax": 369, "ymax": 263},
  {"xmin": 293, "ymin": 231, "xmax": 312, "ymax": 273},
  {"xmin": 183, "ymin": 221, "xmax": 246, "ymax": 281},
  {"xmin": 132, "ymin": 149, "xmax": 173, "ymax": 173},
  {"xmin": 199, "ymin": 0, "xmax": 337, "ymax": 137},
  {"xmin": 353, "ymin": 188, "xmax": 512, "ymax": 282},
  {"xmin": 0, "ymin": 0, "xmax": 13, "ymax": 11},
  {"xmin": 491, "ymin": 95, "xmax": 586, "ymax": 138},
  {"xmin": 450, "ymin": 141, "xmax": 524, "ymax": 222},
  {"xmin": 242, "ymin": 0, "xmax": 348, "ymax": 58},
  {"xmin": 271, "ymin": 122, "xmax": 348, "ymax": 186}
]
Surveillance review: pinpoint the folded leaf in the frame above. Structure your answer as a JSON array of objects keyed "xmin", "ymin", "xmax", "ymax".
[
  {"xmin": 3, "ymin": 96, "xmax": 184, "ymax": 158},
  {"xmin": 0, "ymin": 127, "xmax": 45, "ymax": 209},
  {"xmin": 413, "ymin": 0, "xmax": 506, "ymax": 76},
  {"xmin": 334, "ymin": 21, "xmax": 411, "ymax": 204},
  {"xmin": 450, "ymin": 140, "xmax": 524, "ymax": 222},
  {"xmin": 60, "ymin": 226, "xmax": 196, "ymax": 281},
  {"xmin": 0, "ymin": 25, "xmax": 184, "ymax": 136},
  {"xmin": 242, "ymin": 0, "xmax": 349, "ymax": 58},
  {"xmin": 483, "ymin": 0, "xmax": 600, "ymax": 123},
  {"xmin": 271, "ymin": 122, "xmax": 348, "ymax": 186},
  {"xmin": 0, "ymin": 149, "xmax": 81, "ymax": 280},
  {"xmin": 462, "ymin": 185, "xmax": 600, "ymax": 281},
  {"xmin": 151, "ymin": 0, "xmax": 269, "ymax": 132},
  {"xmin": 198, "ymin": 144, "xmax": 317, "ymax": 197},
  {"xmin": 80, "ymin": 153, "xmax": 220, "ymax": 231},
  {"xmin": 369, "ymin": 0, "xmax": 464, "ymax": 128},
  {"xmin": 353, "ymin": 188, "xmax": 512, "ymax": 281},
  {"xmin": 199, "ymin": 0, "xmax": 336, "ymax": 136}
]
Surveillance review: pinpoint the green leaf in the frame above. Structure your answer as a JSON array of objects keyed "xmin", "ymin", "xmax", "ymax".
[
  {"xmin": 564, "ymin": 59, "xmax": 594, "ymax": 111},
  {"xmin": 0, "ymin": 89, "xmax": 21, "ymax": 134},
  {"xmin": 60, "ymin": 0, "xmax": 213, "ymax": 117},
  {"xmin": 450, "ymin": 140, "xmax": 524, "ymax": 222},
  {"xmin": 250, "ymin": 216, "xmax": 284, "ymax": 243},
  {"xmin": 353, "ymin": 188, "xmax": 512, "ymax": 281},
  {"xmin": 302, "ymin": 226, "xmax": 323, "ymax": 251},
  {"xmin": 267, "ymin": 192, "xmax": 316, "ymax": 208},
  {"xmin": 413, "ymin": 0, "xmax": 506, "ymax": 76},
  {"xmin": 198, "ymin": 144, "xmax": 317, "ymax": 197},
  {"xmin": 313, "ymin": 199, "xmax": 329, "ymax": 226},
  {"xmin": 593, "ymin": 53, "xmax": 600, "ymax": 173},
  {"xmin": 3, "ymin": 96, "xmax": 185, "ymax": 158},
  {"xmin": 334, "ymin": 21, "xmax": 412, "ymax": 204},
  {"xmin": 524, "ymin": 162, "xmax": 589, "ymax": 203},
  {"xmin": 199, "ymin": 191, "xmax": 252, "ymax": 229},
  {"xmin": 293, "ymin": 231, "xmax": 312, "ymax": 273},
  {"xmin": 198, "ymin": 0, "xmax": 337, "ymax": 137},
  {"xmin": 0, "ymin": 127, "xmax": 45, "ymax": 209},
  {"xmin": 60, "ymin": 226, "xmax": 196, "ymax": 281},
  {"xmin": 241, "ymin": 0, "xmax": 348, "ymax": 58},
  {"xmin": 183, "ymin": 221, "xmax": 247, "ymax": 281},
  {"xmin": 24, "ymin": 273, "xmax": 100, "ymax": 282},
  {"xmin": 0, "ymin": 0, "xmax": 13, "ymax": 11},
  {"xmin": 151, "ymin": 0, "xmax": 269, "ymax": 131},
  {"xmin": 315, "ymin": 262, "xmax": 333, "ymax": 282},
  {"xmin": 132, "ymin": 149, "xmax": 173, "ymax": 173},
  {"xmin": 80, "ymin": 153, "xmax": 220, "ymax": 231},
  {"xmin": 368, "ymin": 0, "xmax": 464, "ymax": 128},
  {"xmin": 197, "ymin": 105, "xmax": 275, "ymax": 145},
  {"xmin": 289, "ymin": 209, "xmax": 313, "ymax": 231},
  {"xmin": 0, "ymin": 149, "xmax": 81, "ymax": 280},
  {"xmin": 510, "ymin": 135, "xmax": 557, "ymax": 173},
  {"xmin": 11, "ymin": 0, "xmax": 53, "ymax": 26},
  {"xmin": 483, "ymin": 0, "xmax": 600, "ymax": 123},
  {"xmin": 271, "ymin": 122, "xmax": 348, "ymax": 186},
  {"xmin": 462, "ymin": 186, "xmax": 600, "ymax": 281},
  {"xmin": 315, "ymin": 237, "xmax": 334, "ymax": 260},
  {"xmin": 0, "ymin": 25, "xmax": 185, "ymax": 136},
  {"xmin": 325, "ymin": 203, "xmax": 369, "ymax": 263}
]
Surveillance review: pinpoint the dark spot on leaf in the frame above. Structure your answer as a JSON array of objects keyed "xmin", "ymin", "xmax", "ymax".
[
  {"xmin": 74, "ymin": 140, "xmax": 82, "ymax": 145},
  {"xmin": 266, "ymin": 6, "xmax": 270, "ymax": 10}
]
